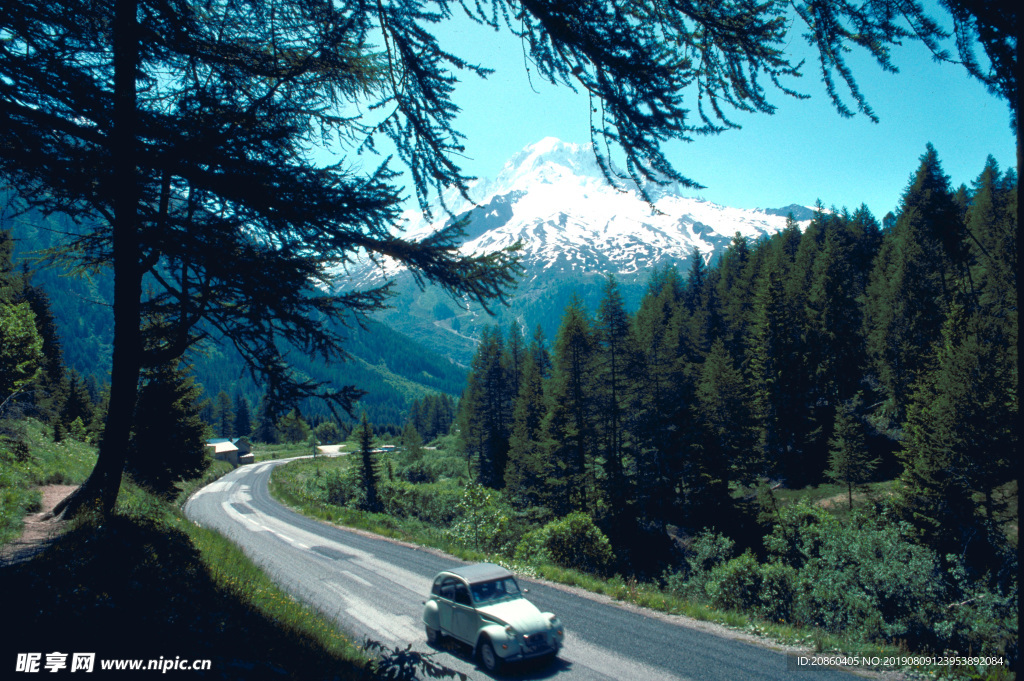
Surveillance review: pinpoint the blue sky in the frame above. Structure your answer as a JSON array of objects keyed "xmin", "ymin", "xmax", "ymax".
[{"xmin": 387, "ymin": 8, "xmax": 1017, "ymax": 221}]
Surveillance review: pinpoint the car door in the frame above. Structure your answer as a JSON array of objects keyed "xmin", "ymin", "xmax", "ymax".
[
  {"xmin": 436, "ymin": 577, "xmax": 458, "ymax": 636},
  {"xmin": 451, "ymin": 581, "xmax": 480, "ymax": 644}
]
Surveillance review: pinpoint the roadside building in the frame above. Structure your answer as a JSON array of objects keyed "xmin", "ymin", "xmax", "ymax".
[{"xmin": 206, "ymin": 438, "xmax": 240, "ymax": 466}]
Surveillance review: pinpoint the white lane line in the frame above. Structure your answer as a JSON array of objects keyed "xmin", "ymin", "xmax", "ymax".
[
  {"xmin": 341, "ymin": 570, "xmax": 373, "ymax": 588},
  {"xmin": 559, "ymin": 632, "xmax": 691, "ymax": 681},
  {"xmin": 220, "ymin": 501, "xmax": 266, "ymax": 532},
  {"xmin": 351, "ymin": 555, "xmax": 432, "ymax": 597},
  {"xmin": 321, "ymin": 582, "xmax": 422, "ymax": 644}
]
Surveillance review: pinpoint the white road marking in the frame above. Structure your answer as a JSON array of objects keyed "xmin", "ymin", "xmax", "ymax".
[
  {"xmin": 341, "ymin": 570, "xmax": 373, "ymax": 588},
  {"xmin": 322, "ymin": 581, "xmax": 422, "ymax": 644}
]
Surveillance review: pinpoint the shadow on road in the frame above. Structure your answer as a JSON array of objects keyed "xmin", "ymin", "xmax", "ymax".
[{"xmin": 427, "ymin": 637, "xmax": 572, "ymax": 679}]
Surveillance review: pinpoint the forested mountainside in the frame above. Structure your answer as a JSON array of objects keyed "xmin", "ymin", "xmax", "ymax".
[{"xmin": 1, "ymin": 196, "xmax": 466, "ymax": 431}]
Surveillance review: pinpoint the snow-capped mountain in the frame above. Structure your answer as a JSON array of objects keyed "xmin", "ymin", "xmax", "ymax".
[{"xmin": 351, "ymin": 138, "xmax": 811, "ymax": 364}]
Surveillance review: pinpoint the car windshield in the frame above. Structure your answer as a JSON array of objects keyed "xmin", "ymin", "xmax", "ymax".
[{"xmin": 470, "ymin": 577, "xmax": 521, "ymax": 605}]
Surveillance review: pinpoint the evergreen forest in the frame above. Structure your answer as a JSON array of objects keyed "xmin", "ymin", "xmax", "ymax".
[{"xmin": 444, "ymin": 146, "xmax": 1017, "ymax": 659}]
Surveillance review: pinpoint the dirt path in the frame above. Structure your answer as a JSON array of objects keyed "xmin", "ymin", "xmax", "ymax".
[{"xmin": 0, "ymin": 484, "xmax": 77, "ymax": 566}]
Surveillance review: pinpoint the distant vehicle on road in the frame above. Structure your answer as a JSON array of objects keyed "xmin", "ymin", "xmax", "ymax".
[{"xmin": 422, "ymin": 563, "xmax": 564, "ymax": 672}]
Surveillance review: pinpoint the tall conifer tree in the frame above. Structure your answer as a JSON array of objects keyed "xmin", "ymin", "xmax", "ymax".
[
  {"xmin": 504, "ymin": 338, "xmax": 550, "ymax": 514},
  {"xmin": 630, "ymin": 278, "xmax": 685, "ymax": 526},
  {"xmin": 233, "ymin": 391, "xmax": 252, "ymax": 438},
  {"xmin": 356, "ymin": 412, "xmax": 379, "ymax": 512},
  {"xmin": 543, "ymin": 295, "xmax": 598, "ymax": 515},
  {"xmin": 864, "ymin": 145, "xmax": 967, "ymax": 421},
  {"xmin": 594, "ymin": 275, "xmax": 636, "ymax": 537},
  {"xmin": 458, "ymin": 326, "xmax": 512, "ymax": 487},
  {"xmin": 126, "ymin": 360, "xmax": 209, "ymax": 496}
]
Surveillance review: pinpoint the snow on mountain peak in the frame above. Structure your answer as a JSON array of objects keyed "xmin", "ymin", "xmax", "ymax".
[
  {"xmin": 367, "ymin": 138, "xmax": 808, "ymax": 284},
  {"xmin": 495, "ymin": 137, "xmax": 606, "ymax": 190}
]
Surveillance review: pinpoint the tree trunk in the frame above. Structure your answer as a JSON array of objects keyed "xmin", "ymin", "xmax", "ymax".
[{"xmin": 52, "ymin": 0, "xmax": 141, "ymax": 518}]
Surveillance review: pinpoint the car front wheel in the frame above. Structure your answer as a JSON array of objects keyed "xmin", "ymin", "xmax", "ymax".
[
  {"xmin": 479, "ymin": 638, "xmax": 501, "ymax": 673},
  {"xmin": 425, "ymin": 626, "xmax": 440, "ymax": 645}
]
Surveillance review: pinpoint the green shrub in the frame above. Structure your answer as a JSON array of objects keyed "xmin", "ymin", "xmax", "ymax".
[
  {"xmin": 764, "ymin": 501, "xmax": 841, "ymax": 568},
  {"xmin": 449, "ymin": 484, "xmax": 519, "ymax": 555},
  {"xmin": 933, "ymin": 555, "xmax": 1019, "ymax": 660},
  {"xmin": 794, "ymin": 515, "xmax": 942, "ymax": 646},
  {"xmin": 313, "ymin": 421, "xmax": 343, "ymax": 445},
  {"xmin": 395, "ymin": 447, "xmax": 468, "ymax": 484},
  {"xmin": 757, "ymin": 560, "xmax": 797, "ymax": 622},
  {"xmin": 514, "ymin": 527, "xmax": 549, "ymax": 564},
  {"xmin": 514, "ymin": 512, "xmax": 614, "ymax": 575},
  {"xmin": 378, "ymin": 480, "xmax": 463, "ymax": 526},
  {"xmin": 706, "ymin": 551, "xmax": 763, "ymax": 613},
  {"xmin": 324, "ymin": 467, "xmax": 360, "ymax": 507},
  {"xmin": 664, "ymin": 529, "xmax": 735, "ymax": 603}
]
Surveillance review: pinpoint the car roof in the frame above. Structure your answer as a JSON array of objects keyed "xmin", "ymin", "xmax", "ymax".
[{"xmin": 445, "ymin": 563, "xmax": 514, "ymax": 585}]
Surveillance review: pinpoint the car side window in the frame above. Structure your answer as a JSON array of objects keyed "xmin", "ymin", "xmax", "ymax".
[
  {"xmin": 454, "ymin": 582, "xmax": 472, "ymax": 606},
  {"xmin": 439, "ymin": 577, "xmax": 457, "ymax": 601},
  {"xmin": 431, "ymin": 577, "xmax": 444, "ymax": 597}
]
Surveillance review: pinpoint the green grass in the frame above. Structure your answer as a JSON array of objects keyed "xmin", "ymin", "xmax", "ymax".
[
  {"xmin": 252, "ymin": 441, "xmax": 316, "ymax": 461},
  {"xmin": 4, "ymin": 480, "xmax": 375, "ymax": 679},
  {"xmin": 0, "ymin": 419, "xmax": 96, "ymax": 543}
]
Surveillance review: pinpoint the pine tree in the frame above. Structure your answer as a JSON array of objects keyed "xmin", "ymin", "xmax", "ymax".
[
  {"xmin": 213, "ymin": 390, "xmax": 234, "ymax": 438},
  {"xmin": 252, "ymin": 394, "xmax": 279, "ymax": 444},
  {"xmin": 503, "ymin": 322, "xmax": 526, "ymax": 406},
  {"xmin": 746, "ymin": 246, "xmax": 790, "ymax": 480},
  {"xmin": 824, "ymin": 399, "xmax": 877, "ymax": 510},
  {"xmin": 458, "ymin": 326, "xmax": 512, "ymax": 487},
  {"xmin": 401, "ymin": 420, "xmax": 423, "ymax": 456},
  {"xmin": 59, "ymin": 369, "xmax": 95, "ymax": 439},
  {"xmin": 694, "ymin": 339, "xmax": 758, "ymax": 490},
  {"xmin": 126, "ymin": 361, "xmax": 209, "ymax": 497},
  {"xmin": 233, "ymin": 391, "xmax": 252, "ymax": 438},
  {"xmin": 715, "ymin": 233, "xmax": 755, "ymax": 357},
  {"xmin": 504, "ymin": 345, "xmax": 550, "ymax": 512},
  {"xmin": 593, "ymin": 275, "xmax": 636, "ymax": 537},
  {"xmin": 964, "ymin": 158, "xmax": 1017, "ymax": 339},
  {"xmin": 356, "ymin": 413, "xmax": 379, "ymax": 512},
  {"xmin": 897, "ymin": 302, "xmax": 1015, "ymax": 564},
  {"xmin": 679, "ymin": 246, "xmax": 720, "ymax": 360},
  {"xmin": 278, "ymin": 408, "xmax": 311, "ymax": 444},
  {"xmin": 629, "ymin": 279, "xmax": 684, "ymax": 526},
  {"xmin": 806, "ymin": 223, "xmax": 866, "ymax": 403},
  {"xmin": 530, "ymin": 325, "xmax": 553, "ymax": 379},
  {"xmin": 864, "ymin": 145, "xmax": 967, "ymax": 422},
  {"xmin": 543, "ymin": 295, "xmax": 598, "ymax": 515}
]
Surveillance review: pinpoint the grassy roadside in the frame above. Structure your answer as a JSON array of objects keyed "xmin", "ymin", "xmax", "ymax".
[
  {"xmin": 0, "ymin": 419, "xmax": 96, "ymax": 543},
  {"xmin": 0, "ymin": 421, "xmax": 410, "ymax": 680},
  {"xmin": 269, "ymin": 453, "xmax": 1016, "ymax": 681}
]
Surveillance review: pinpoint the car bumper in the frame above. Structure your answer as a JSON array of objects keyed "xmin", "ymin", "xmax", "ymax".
[{"xmin": 499, "ymin": 636, "xmax": 561, "ymax": 662}]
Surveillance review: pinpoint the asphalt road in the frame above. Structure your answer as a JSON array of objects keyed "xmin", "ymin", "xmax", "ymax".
[{"xmin": 183, "ymin": 458, "xmax": 859, "ymax": 681}]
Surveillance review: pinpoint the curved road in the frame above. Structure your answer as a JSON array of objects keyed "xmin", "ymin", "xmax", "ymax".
[{"xmin": 184, "ymin": 458, "xmax": 858, "ymax": 681}]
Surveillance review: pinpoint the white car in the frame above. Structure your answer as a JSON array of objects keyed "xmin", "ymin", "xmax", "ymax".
[{"xmin": 422, "ymin": 563, "xmax": 564, "ymax": 672}]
